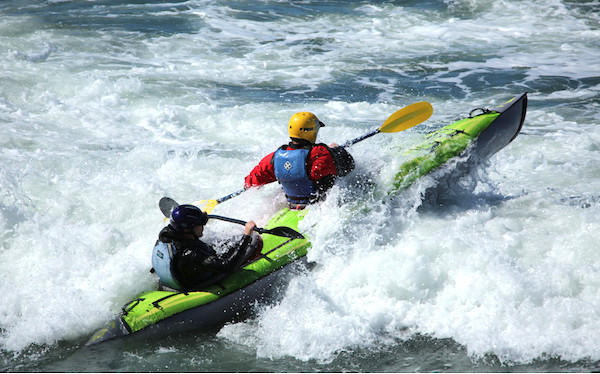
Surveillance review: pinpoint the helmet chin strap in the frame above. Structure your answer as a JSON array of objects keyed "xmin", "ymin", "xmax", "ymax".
[
  {"xmin": 176, "ymin": 227, "xmax": 198, "ymax": 240},
  {"xmin": 290, "ymin": 137, "xmax": 314, "ymax": 146},
  {"xmin": 192, "ymin": 225, "xmax": 204, "ymax": 240}
]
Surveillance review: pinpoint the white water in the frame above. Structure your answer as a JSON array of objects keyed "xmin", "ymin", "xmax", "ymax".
[{"xmin": 1, "ymin": 0, "xmax": 599, "ymax": 367}]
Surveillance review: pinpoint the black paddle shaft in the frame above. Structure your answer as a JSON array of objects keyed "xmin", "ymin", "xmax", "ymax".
[
  {"xmin": 159, "ymin": 197, "xmax": 304, "ymax": 240},
  {"xmin": 342, "ymin": 128, "xmax": 380, "ymax": 147},
  {"xmin": 208, "ymin": 214, "xmax": 305, "ymax": 240}
]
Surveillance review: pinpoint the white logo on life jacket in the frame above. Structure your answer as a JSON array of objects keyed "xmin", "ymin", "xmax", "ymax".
[{"xmin": 284, "ymin": 161, "xmax": 292, "ymax": 171}]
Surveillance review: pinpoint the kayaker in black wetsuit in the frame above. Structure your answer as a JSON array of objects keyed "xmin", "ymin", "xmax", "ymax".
[{"xmin": 151, "ymin": 204, "xmax": 261, "ymax": 291}]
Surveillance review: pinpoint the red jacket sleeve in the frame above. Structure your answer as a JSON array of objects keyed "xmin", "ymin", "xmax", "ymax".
[
  {"xmin": 244, "ymin": 152, "xmax": 277, "ymax": 188},
  {"xmin": 308, "ymin": 145, "xmax": 338, "ymax": 181}
]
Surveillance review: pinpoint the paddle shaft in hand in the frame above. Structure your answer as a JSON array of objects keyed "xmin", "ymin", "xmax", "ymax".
[
  {"xmin": 207, "ymin": 214, "xmax": 305, "ymax": 240},
  {"xmin": 195, "ymin": 101, "xmax": 433, "ymax": 212},
  {"xmin": 159, "ymin": 197, "xmax": 304, "ymax": 240}
]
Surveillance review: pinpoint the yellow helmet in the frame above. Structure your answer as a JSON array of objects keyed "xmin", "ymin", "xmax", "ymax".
[{"xmin": 288, "ymin": 112, "xmax": 324, "ymax": 144}]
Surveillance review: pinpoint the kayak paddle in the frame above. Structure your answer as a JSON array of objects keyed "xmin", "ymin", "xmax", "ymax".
[
  {"xmin": 159, "ymin": 196, "xmax": 179, "ymax": 217},
  {"xmin": 159, "ymin": 197, "xmax": 304, "ymax": 240},
  {"xmin": 187, "ymin": 101, "xmax": 433, "ymax": 213},
  {"xmin": 192, "ymin": 188, "xmax": 245, "ymax": 215},
  {"xmin": 207, "ymin": 214, "xmax": 305, "ymax": 240},
  {"xmin": 341, "ymin": 101, "xmax": 433, "ymax": 147}
]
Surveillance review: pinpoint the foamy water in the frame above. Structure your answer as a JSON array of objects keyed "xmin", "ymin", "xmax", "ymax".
[{"xmin": 1, "ymin": 0, "xmax": 599, "ymax": 370}]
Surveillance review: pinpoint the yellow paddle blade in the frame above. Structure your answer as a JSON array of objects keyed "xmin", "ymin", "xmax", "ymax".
[
  {"xmin": 192, "ymin": 199, "xmax": 219, "ymax": 214},
  {"xmin": 380, "ymin": 101, "xmax": 433, "ymax": 133}
]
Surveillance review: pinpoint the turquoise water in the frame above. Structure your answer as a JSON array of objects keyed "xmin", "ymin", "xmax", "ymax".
[{"xmin": 1, "ymin": 0, "xmax": 600, "ymax": 371}]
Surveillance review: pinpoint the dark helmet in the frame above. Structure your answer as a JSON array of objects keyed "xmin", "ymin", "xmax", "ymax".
[{"xmin": 169, "ymin": 204, "xmax": 208, "ymax": 232}]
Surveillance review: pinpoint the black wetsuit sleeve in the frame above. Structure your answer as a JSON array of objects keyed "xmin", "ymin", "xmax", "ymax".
[
  {"xmin": 329, "ymin": 146, "xmax": 355, "ymax": 176},
  {"xmin": 308, "ymin": 144, "xmax": 355, "ymax": 201},
  {"xmin": 197, "ymin": 234, "xmax": 253, "ymax": 273},
  {"xmin": 314, "ymin": 175, "xmax": 336, "ymax": 196}
]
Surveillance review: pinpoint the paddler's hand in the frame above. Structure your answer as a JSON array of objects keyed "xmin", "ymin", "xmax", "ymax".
[
  {"xmin": 329, "ymin": 142, "xmax": 339, "ymax": 148},
  {"xmin": 244, "ymin": 221, "xmax": 256, "ymax": 236}
]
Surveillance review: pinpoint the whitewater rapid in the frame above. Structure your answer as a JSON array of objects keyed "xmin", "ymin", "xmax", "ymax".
[{"xmin": 1, "ymin": 0, "xmax": 599, "ymax": 368}]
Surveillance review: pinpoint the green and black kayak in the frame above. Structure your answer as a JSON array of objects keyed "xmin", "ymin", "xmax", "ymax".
[
  {"xmin": 393, "ymin": 92, "xmax": 527, "ymax": 191},
  {"xmin": 86, "ymin": 93, "xmax": 527, "ymax": 346}
]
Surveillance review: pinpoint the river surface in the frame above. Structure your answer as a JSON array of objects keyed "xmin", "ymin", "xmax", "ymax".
[{"xmin": 1, "ymin": 0, "xmax": 600, "ymax": 371}]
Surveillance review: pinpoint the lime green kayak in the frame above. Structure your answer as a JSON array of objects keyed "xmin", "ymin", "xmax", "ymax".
[
  {"xmin": 86, "ymin": 208, "xmax": 310, "ymax": 345},
  {"xmin": 86, "ymin": 93, "xmax": 527, "ymax": 345},
  {"xmin": 393, "ymin": 93, "xmax": 527, "ymax": 192}
]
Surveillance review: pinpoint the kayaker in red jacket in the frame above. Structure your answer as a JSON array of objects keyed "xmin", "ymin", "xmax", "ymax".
[{"xmin": 244, "ymin": 112, "xmax": 355, "ymax": 209}]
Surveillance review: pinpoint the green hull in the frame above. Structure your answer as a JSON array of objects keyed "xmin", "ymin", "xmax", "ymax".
[
  {"xmin": 393, "ymin": 93, "xmax": 526, "ymax": 191},
  {"xmin": 87, "ymin": 209, "xmax": 311, "ymax": 345},
  {"xmin": 86, "ymin": 93, "xmax": 527, "ymax": 345}
]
